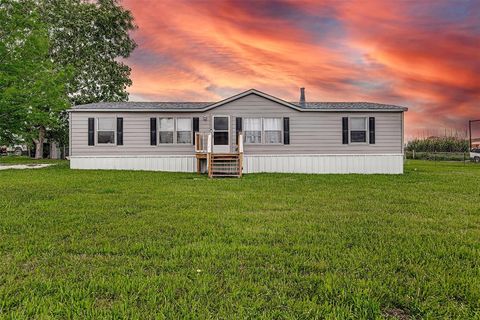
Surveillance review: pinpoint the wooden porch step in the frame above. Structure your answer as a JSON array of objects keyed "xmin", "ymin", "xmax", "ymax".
[
  {"xmin": 211, "ymin": 155, "xmax": 240, "ymax": 160},
  {"xmin": 212, "ymin": 159, "xmax": 238, "ymax": 164},
  {"xmin": 211, "ymin": 165, "xmax": 238, "ymax": 168},
  {"xmin": 203, "ymin": 152, "xmax": 243, "ymax": 178},
  {"xmin": 211, "ymin": 174, "xmax": 240, "ymax": 177},
  {"xmin": 210, "ymin": 153, "xmax": 239, "ymax": 156}
]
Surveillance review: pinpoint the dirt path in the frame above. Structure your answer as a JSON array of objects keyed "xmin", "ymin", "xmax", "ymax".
[{"xmin": 0, "ymin": 164, "xmax": 53, "ymax": 170}]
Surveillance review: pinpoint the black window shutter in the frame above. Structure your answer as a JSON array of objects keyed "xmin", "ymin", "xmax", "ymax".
[
  {"xmin": 236, "ymin": 117, "xmax": 242, "ymax": 144},
  {"xmin": 283, "ymin": 117, "xmax": 290, "ymax": 145},
  {"xmin": 369, "ymin": 117, "xmax": 375, "ymax": 144},
  {"xmin": 342, "ymin": 117, "xmax": 349, "ymax": 144},
  {"xmin": 192, "ymin": 117, "xmax": 199, "ymax": 145},
  {"xmin": 150, "ymin": 118, "xmax": 157, "ymax": 145},
  {"xmin": 88, "ymin": 118, "xmax": 95, "ymax": 146},
  {"xmin": 116, "ymin": 118, "xmax": 123, "ymax": 145}
]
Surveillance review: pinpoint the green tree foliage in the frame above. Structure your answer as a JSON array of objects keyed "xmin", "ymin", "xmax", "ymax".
[
  {"xmin": 0, "ymin": 0, "xmax": 32, "ymax": 144},
  {"xmin": 39, "ymin": 0, "xmax": 137, "ymax": 105},
  {"xmin": 406, "ymin": 136, "xmax": 469, "ymax": 152},
  {"xmin": 1, "ymin": 0, "xmax": 136, "ymax": 157},
  {"xmin": 0, "ymin": 0, "xmax": 70, "ymax": 158},
  {"xmin": 36, "ymin": 0, "xmax": 137, "ymax": 151}
]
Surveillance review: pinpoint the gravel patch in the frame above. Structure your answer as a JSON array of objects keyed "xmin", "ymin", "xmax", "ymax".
[{"xmin": 0, "ymin": 164, "xmax": 54, "ymax": 170}]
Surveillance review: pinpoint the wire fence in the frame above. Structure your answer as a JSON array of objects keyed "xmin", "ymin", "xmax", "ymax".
[{"xmin": 405, "ymin": 151, "xmax": 471, "ymax": 163}]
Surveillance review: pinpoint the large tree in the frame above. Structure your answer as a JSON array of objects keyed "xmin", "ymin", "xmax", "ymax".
[
  {"xmin": 0, "ymin": 0, "xmax": 70, "ymax": 157},
  {"xmin": 37, "ymin": 0, "xmax": 137, "ymax": 154},
  {"xmin": 1, "ymin": 0, "xmax": 136, "ymax": 158},
  {"xmin": 0, "ymin": 0, "xmax": 33, "ymax": 145},
  {"xmin": 40, "ymin": 0, "xmax": 137, "ymax": 105}
]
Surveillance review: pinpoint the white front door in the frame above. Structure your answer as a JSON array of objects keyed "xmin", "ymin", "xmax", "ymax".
[{"xmin": 212, "ymin": 115, "xmax": 230, "ymax": 153}]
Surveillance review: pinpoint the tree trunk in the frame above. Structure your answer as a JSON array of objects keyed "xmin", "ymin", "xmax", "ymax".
[{"xmin": 34, "ymin": 126, "xmax": 46, "ymax": 159}]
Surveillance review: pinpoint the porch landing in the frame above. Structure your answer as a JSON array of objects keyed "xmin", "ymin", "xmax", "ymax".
[{"xmin": 195, "ymin": 132, "xmax": 244, "ymax": 178}]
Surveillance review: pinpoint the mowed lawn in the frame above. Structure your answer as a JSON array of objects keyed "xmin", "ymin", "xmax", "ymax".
[{"xmin": 0, "ymin": 160, "xmax": 479, "ymax": 319}]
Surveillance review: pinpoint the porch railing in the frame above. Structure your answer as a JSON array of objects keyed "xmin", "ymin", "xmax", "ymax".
[
  {"xmin": 238, "ymin": 132, "xmax": 243, "ymax": 154},
  {"xmin": 195, "ymin": 132, "xmax": 210, "ymax": 153},
  {"xmin": 195, "ymin": 132, "xmax": 244, "ymax": 177},
  {"xmin": 195, "ymin": 132, "xmax": 244, "ymax": 154}
]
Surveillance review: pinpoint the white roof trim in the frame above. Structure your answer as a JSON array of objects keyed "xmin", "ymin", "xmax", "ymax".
[
  {"xmin": 69, "ymin": 108, "xmax": 405, "ymax": 113},
  {"xmin": 68, "ymin": 89, "xmax": 303, "ymax": 113},
  {"xmin": 201, "ymin": 89, "xmax": 303, "ymax": 111}
]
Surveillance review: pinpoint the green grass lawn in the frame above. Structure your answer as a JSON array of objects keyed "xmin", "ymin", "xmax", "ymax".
[{"xmin": 0, "ymin": 160, "xmax": 479, "ymax": 319}]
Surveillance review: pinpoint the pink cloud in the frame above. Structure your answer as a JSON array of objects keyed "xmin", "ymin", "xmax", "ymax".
[{"xmin": 122, "ymin": 0, "xmax": 480, "ymax": 137}]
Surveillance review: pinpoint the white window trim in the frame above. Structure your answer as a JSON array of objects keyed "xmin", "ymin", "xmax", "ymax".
[
  {"xmin": 157, "ymin": 117, "xmax": 194, "ymax": 145},
  {"xmin": 349, "ymin": 116, "xmax": 368, "ymax": 144},
  {"xmin": 243, "ymin": 117, "xmax": 263, "ymax": 145},
  {"xmin": 158, "ymin": 117, "xmax": 175, "ymax": 145},
  {"xmin": 243, "ymin": 117, "xmax": 284, "ymax": 145},
  {"xmin": 176, "ymin": 118, "xmax": 193, "ymax": 144},
  {"xmin": 212, "ymin": 115, "xmax": 230, "ymax": 146},
  {"xmin": 263, "ymin": 117, "xmax": 283, "ymax": 145},
  {"xmin": 96, "ymin": 117, "xmax": 116, "ymax": 145}
]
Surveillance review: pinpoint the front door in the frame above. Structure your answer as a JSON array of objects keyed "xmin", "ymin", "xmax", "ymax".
[{"xmin": 212, "ymin": 115, "xmax": 230, "ymax": 153}]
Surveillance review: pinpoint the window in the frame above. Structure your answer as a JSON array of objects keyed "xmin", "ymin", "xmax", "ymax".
[
  {"xmin": 176, "ymin": 118, "xmax": 192, "ymax": 144},
  {"xmin": 97, "ymin": 118, "xmax": 115, "ymax": 144},
  {"xmin": 264, "ymin": 118, "xmax": 282, "ymax": 144},
  {"xmin": 350, "ymin": 117, "xmax": 367, "ymax": 143},
  {"xmin": 244, "ymin": 118, "xmax": 262, "ymax": 144},
  {"xmin": 159, "ymin": 118, "xmax": 174, "ymax": 144},
  {"xmin": 213, "ymin": 116, "xmax": 229, "ymax": 145}
]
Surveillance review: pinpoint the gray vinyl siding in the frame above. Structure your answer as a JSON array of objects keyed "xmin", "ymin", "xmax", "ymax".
[{"xmin": 70, "ymin": 93, "xmax": 403, "ymax": 156}]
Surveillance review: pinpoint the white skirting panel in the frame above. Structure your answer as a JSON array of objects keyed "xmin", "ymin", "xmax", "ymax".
[
  {"xmin": 70, "ymin": 154, "xmax": 404, "ymax": 174},
  {"xmin": 243, "ymin": 154, "xmax": 404, "ymax": 174},
  {"xmin": 70, "ymin": 156, "xmax": 196, "ymax": 172}
]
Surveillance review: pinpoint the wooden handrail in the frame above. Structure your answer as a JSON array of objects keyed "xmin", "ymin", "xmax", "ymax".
[
  {"xmin": 198, "ymin": 132, "xmax": 244, "ymax": 178},
  {"xmin": 207, "ymin": 133, "xmax": 212, "ymax": 153},
  {"xmin": 238, "ymin": 132, "xmax": 243, "ymax": 177},
  {"xmin": 207, "ymin": 133, "xmax": 212, "ymax": 177},
  {"xmin": 238, "ymin": 132, "xmax": 244, "ymax": 154}
]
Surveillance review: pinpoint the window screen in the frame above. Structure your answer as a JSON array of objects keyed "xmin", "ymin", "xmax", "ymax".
[
  {"xmin": 264, "ymin": 118, "xmax": 282, "ymax": 144},
  {"xmin": 159, "ymin": 118, "xmax": 174, "ymax": 144},
  {"xmin": 97, "ymin": 118, "xmax": 115, "ymax": 144},
  {"xmin": 244, "ymin": 118, "xmax": 262, "ymax": 144},
  {"xmin": 350, "ymin": 117, "xmax": 367, "ymax": 143},
  {"xmin": 176, "ymin": 118, "xmax": 192, "ymax": 144}
]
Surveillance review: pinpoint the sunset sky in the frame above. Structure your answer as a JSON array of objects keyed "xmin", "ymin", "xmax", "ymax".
[{"xmin": 122, "ymin": 0, "xmax": 480, "ymax": 138}]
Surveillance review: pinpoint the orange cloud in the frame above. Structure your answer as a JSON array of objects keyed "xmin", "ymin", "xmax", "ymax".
[{"xmin": 122, "ymin": 0, "xmax": 480, "ymax": 137}]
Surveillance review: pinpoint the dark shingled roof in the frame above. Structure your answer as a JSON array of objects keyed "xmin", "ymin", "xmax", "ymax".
[
  {"xmin": 72, "ymin": 101, "xmax": 406, "ymax": 111},
  {"xmin": 71, "ymin": 89, "xmax": 407, "ymax": 111},
  {"xmin": 298, "ymin": 102, "xmax": 406, "ymax": 110},
  {"xmin": 72, "ymin": 102, "xmax": 211, "ymax": 110}
]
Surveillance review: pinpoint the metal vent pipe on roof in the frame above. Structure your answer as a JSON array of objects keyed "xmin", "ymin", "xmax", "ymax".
[{"xmin": 299, "ymin": 87, "xmax": 306, "ymax": 107}]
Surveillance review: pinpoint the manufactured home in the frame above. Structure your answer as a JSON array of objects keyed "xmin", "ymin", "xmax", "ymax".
[{"xmin": 69, "ymin": 88, "xmax": 407, "ymax": 176}]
